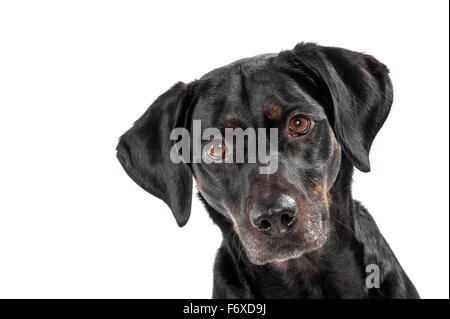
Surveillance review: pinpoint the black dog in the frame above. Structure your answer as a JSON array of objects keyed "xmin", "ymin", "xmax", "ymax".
[{"xmin": 116, "ymin": 43, "xmax": 419, "ymax": 298}]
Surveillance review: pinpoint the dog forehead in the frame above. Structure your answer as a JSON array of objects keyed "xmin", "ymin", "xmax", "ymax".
[
  {"xmin": 199, "ymin": 53, "xmax": 276, "ymax": 80},
  {"xmin": 192, "ymin": 71, "xmax": 271, "ymax": 126},
  {"xmin": 192, "ymin": 55, "xmax": 327, "ymax": 126}
]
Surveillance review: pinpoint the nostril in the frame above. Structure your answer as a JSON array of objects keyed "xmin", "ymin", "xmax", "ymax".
[
  {"xmin": 280, "ymin": 212, "xmax": 297, "ymax": 227},
  {"xmin": 258, "ymin": 219, "xmax": 272, "ymax": 230}
]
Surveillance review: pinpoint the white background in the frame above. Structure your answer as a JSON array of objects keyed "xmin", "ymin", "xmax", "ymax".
[{"xmin": 0, "ymin": 0, "xmax": 448, "ymax": 299}]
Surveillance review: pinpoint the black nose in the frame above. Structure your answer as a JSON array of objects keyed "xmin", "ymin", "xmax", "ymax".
[{"xmin": 250, "ymin": 196, "xmax": 298, "ymax": 237}]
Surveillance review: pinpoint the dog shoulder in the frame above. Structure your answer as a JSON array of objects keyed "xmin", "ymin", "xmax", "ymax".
[
  {"xmin": 352, "ymin": 200, "xmax": 420, "ymax": 298},
  {"xmin": 212, "ymin": 245, "xmax": 254, "ymax": 299}
]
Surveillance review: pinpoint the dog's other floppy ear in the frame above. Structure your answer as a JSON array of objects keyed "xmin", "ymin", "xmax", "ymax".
[
  {"xmin": 116, "ymin": 82, "xmax": 193, "ymax": 227},
  {"xmin": 286, "ymin": 43, "xmax": 393, "ymax": 172}
]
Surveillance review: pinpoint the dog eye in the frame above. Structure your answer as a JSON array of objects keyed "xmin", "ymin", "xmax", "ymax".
[
  {"xmin": 289, "ymin": 115, "xmax": 311, "ymax": 136},
  {"xmin": 208, "ymin": 139, "xmax": 227, "ymax": 160}
]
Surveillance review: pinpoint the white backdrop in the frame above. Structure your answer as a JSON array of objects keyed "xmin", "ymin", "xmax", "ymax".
[{"xmin": 0, "ymin": 0, "xmax": 448, "ymax": 299}]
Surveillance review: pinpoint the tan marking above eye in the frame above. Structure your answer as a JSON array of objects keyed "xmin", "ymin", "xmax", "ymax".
[
  {"xmin": 266, "ymin": 105, "xmax": 282, "ymax": 120},
  {"xmin": 222, "ymin": 117, "xmax": 240, "ymax": 128}
]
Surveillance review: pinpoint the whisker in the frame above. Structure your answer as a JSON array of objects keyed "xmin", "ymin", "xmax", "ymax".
[{"xmin": 330, "ymin": 213, "xmax": 355, "ymax": 235}]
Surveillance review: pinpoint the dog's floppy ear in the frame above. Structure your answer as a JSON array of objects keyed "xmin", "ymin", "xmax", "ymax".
[
  {"xmin": 116, "ymin": 82, "xmax": 194, "ymax": 227},
  {"xmin": 286, "ymin": 43, "xmax": 393, "ymax": 172}
]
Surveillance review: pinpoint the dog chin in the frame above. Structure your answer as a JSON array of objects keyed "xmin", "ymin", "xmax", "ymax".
[{"xmin": 245, "ymin": 241, "xmax": 325, "ymax": 265}]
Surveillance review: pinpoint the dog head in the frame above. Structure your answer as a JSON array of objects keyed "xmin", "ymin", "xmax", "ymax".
[{"xmin": 117, "ymin": 43, "xmax": 392, "ymax": 265}]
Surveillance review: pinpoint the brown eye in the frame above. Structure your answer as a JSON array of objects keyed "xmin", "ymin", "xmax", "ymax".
[
  {"xmin": 208, "ymin": 140, "xmax": 226, "ymax": 159},
  {"xmin": 289, "ymin": 115, "xmax": 311, "ymax": 136}
]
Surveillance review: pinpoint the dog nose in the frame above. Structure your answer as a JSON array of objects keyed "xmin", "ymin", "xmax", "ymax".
[{"xmin": 250, "ymin": 196, "xmax": 298, "ymax": 237}]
